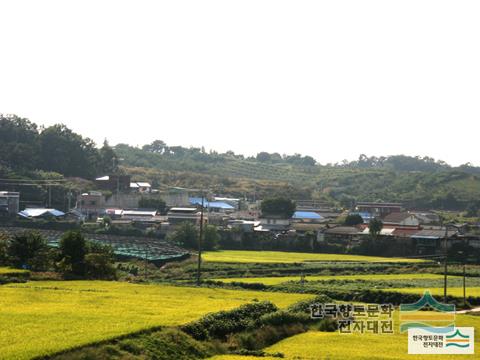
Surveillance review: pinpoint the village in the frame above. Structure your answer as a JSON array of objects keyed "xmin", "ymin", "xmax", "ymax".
[{"xmin": 2, "ymin": 172, "xmax": 480, "ymax": 264}]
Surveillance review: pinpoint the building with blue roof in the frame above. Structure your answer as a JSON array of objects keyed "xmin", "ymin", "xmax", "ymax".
[
  {"xmin": 18, "ymin": 208, "xmax": 65, "ymax": 219},
  {"xmin": 189, "ymin": 197, "xmax": 235, "ymax": 213},
  {"xmin": 292, "ymin": 211, "xmax": 324, "ymax": 223}
]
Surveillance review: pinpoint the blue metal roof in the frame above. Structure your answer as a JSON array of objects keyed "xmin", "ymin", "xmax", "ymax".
[
  {"xmin": 189, "ymin": 197, "xmax": 234, "ymax": 210},
  {"xmin": 18, "ymin": 208, "xmax": 65, "ymax": 218},
  {"xmin": 351, "ymin": 212, "xmax": 373, "ymax": 222},
  {"xmin": 292, "ymin": 211, "xmax": 323, "ymax": 219}
]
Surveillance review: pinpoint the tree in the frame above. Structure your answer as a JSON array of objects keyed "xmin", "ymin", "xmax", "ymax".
[
  {"xmin": 138, "ymin": 197, "xmax": 166, "ymax": 213},
  {"xmin": 59, "ymin": 231, "xmax": 87, "ymax": 276},
  {"xmin": 98, "ymin": 139, "xmax": 118, "ymax": 174},
  {"xmin": 344, "ymin": 214, "xmax": 364, "ymax": 226},
  {"xmin": 84, "ymin": 242, "xmax": 116, "ymax": 279},
  {"xmin": 261, "ymin": 197, "xmax": 296, "ymax": 218},
  {"xmin": 0, "ymin": 233, "xmax": 10, "ymax": 266},
  {"xmin": 256, "ymin": 152, "xmax": 272, "ymax": 162},
  {"xmin": 39, "ymin": 124, "xmax": 100, "ymax": 178},
  {"xmin": 169, "ymin": 222, "xmax": 198, "ymax": 249},
  {"xmin": 0, "ymin": 114, "xmax": 40, "ymax": 170},
  {"xmin": 7, "ymin": 231, "xmax": 50, "ymax": 271},
  {"xmin": 142, "ymin": 140, "xmax": 166, "ymax": 154},
  {"xmin": 203, "ymin": 225, "xmax": 219, "ymax": 251},
  {"xmin": 369, "ymin": 218, "xmax": 383, "ymax": 239}
]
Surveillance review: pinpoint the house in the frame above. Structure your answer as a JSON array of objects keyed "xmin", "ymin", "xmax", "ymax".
[
  {"xmin": 410, "ymin": 211, "xmax": 440, "ymax": 225},
  {"xmin": 167, "ymin": 207, "xmax": 207, "ymax": 226},
  {"xmin": 411, "ymin": 228, "xmax": 459, "ymax": 255},
  {"xmin": 159, "ymin": 187, "xmax": 190, "ymax": 207},
  {"xmin": 18, "ymin": 208, "xmax": 65, "ymax": 219},
  {"xmin": 189, "ymin": 197, "xmax": 235, "ymax": 213},
  {"xmin": 0, "ymin": 191, "xmax": 20, "ymax": 216},
  {"xmin": 355, "ymin": 202, "xmax": 402, "ymax": 218},
  {"xmin": 292, "ymin": 211, "xmax": 324, "ymax": 223},
  {"xmin": 214, "ymin": 197, "xmax": 241, "ymax": 210},
  {"xmin": 259, "ymin": 215, "xmax": 291, "ymax": 231},
  {"xmin": 95, "ymin": 175, "xmax": 131, "ymax": 192},
  {"xmin": 130, "ymin": 182, "xmax": 152, "ymax": 193},
  {"xmin": 76, "ymin": 191, "xmax": 106, "ymax": 219},
  {"xmin": 383, "ymin": 212, "xmax": 420, "ymax": 226}
]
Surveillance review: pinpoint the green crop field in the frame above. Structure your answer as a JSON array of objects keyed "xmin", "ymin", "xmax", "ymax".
[
  {"xmin": 214, "ymin": 273, "xmax": 450, "ymax": 285},
  {"xmin": 211, "ymin": 314, "xmax": 480, "ymax": 360},
  {"xmin": 0, "ymin": 281, "xmax": 311, "ymax": 360},
  {"xmin": 203, "ymin": 250, "xmax": 425, "ymax": 264},
  {"xmin": 388, "ymin": 287, "xmax": 480, "ymax": 299}
]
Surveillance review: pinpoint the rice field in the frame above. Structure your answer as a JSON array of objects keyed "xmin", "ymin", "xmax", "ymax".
[
  {"xmin": 203, "ymin": 250, "xmax": 426, "ymax": 264},
  {"xmin": 210, "ymin": 313, "xmax": 480, "ymax": 360},
  {"xmin": 0, "ymin": 281, "xmax": 311, "ymax": 360},
  {"xmin": 214, "ymin": 273, "xmax": 450, "ymax": 285},
  {"xmin": 387, "ymin": 287, "xmax": 480, "ymax": 299},
  {"xmin": 0, "ymin": 267, "xmax": 29, "ymax": 275}
]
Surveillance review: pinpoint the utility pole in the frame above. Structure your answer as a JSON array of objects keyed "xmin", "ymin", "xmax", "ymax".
[
  {"xmin": 196, "ymin": 193, "xmax": 205, "ymax": 286},
  {"xmin": 48, "ymin": 184, "xmax": 52, "ymax": 208},
  {"xmin": 144, "ymin": 247, "xmax": 148, "ymax": 280},
  {"xmin": 443, "ymin": 224, "xmax": 448, "ymax": 303}
]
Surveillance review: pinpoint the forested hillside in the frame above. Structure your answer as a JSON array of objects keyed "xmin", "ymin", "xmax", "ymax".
[
  {"xmin": 116, "ymin": 141, "xmax": 480, "ymax": 211},
  {"xmin": 2, "ymin": 114, "xmax": 480, "ymax": 212}
]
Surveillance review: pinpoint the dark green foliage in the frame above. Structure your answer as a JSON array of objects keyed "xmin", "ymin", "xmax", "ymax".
[
  {"xmin": 259, "ymin": 310, "xmax": 311, "ymax": 327},
  {"xmin": 59, "ymin": 231, "xmax": 87, "ymax": 276},
  {"xmin": 58, "ymin": 231, "xmax": 116, "ymax": 279},
  {"xmin": 203, "ymin": 225, "xmax": 220, "ymax": 251},
  {"xmin": 261, "ymin": 197, "xmax": 296, "ymax": 218},
  {"xmin": 138, "ymin": 197, "xmax": 166, "ymax": 213},
  {"xmin": 344, "ymin": 213, "xmax": 364, "ymax": 225},
  {"xmin": 7, "ymin": 231, "xmax": 50, "ymax": 271},
  {"xmin": 51, "ymin": 328, "xmax": 213, "ymax": 360},
  {"xmin": 169, "ymin": 222, "xmax": 198, "ymax": 249},
  {"xmin": 0, "ymin": 233, "xmax": 9, "ymax": 265},
  {"xmin": 182, "ymin": 301, "xmax": 278, "ymax": 340},
  {"xmin": 287, "ymin": 294, "xmax": 333, "ymax": 314},
  {"xmin": 369, "ymin": 218, "xmax": 383, "ymax": 238},
  {"xmin": 0, "ymin": 114, "xmax": 116, "ymax": 179}
]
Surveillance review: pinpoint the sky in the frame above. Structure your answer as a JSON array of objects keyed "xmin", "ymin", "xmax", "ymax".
[{"xmin": 1, "ymin": 1, "xmax": 479, "ymax": 166}]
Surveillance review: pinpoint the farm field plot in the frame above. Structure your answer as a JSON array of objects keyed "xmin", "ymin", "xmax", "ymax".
[
  {"xmin": 203, "ymin": 250, "xmax": 426, "ymax": 264},
  {"xmin": 0, "ymin": 281, "xmax": 311, "ymax": 360},
  {"xmin": 388, "ymin": 287, "xmax": 480, "ymax": 298},
  {"xmin": 0, "ymin": 267, "xmax": 29, "ymax": 275},
  {"xmin": 214, "ymin": 273, "xmax": 451, "ymax": 285},
  {"xmin": 210, "ymin": 314, "xmax": 480, "ymax": 360}
]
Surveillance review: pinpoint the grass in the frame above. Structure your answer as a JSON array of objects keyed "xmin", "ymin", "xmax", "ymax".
[
  {"xmin": 0, "ymin": 281, "xmax": 312, "ymax": 360},
  {"xmin": 387, "ymin": 287, "xmax": 480, "ymax": 299},
  {"xmin": 214, "ymin": 273, "xmax": 450, "ymax": 285},
  {"xmin": 203, "ymin": 250, "xmax": 425, "ymax": 264},
  {"xmin": 210, "ymin": 313, "xmax": 480, "ymax": 360}
]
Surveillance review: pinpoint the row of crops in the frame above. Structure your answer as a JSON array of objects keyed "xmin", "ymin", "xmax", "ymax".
[{"xmin": 0, "ymin": 227, "xmax": 189, "ymax": 263}]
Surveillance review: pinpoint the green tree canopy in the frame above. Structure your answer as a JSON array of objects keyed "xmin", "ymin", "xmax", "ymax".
[
  {"xmin": 369, "ymin": 218, "xmax": 383, "ymax": 239},
  {"xmin": 138, "ymin": 197, "xmax": 166, "ymax": 213},
  {"xmin": 7, "ymin": 231, "xmax": 50, "ymax": 271},
  {"xmin": 203, "ymin": 225, "xmax": 219, "ymax": 251},
  {"xmin": 344, "ymin": 214, "xmax": 364, "ymax": 226},
  {"xmin": 261, "ymin": 197, "xmax": 296, "ymax": 218},
  {"xmin": 169, "ymin": 222, "xmax": 198, "ymax": 249}
]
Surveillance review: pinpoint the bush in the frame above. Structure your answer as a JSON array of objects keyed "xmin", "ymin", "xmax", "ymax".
[
  {"xmin": 287, "ymin": 294, "xmax": 332, "ymax": 314},
  {"xmin": 182, "ymin": 301, "xmax": 278, "ymax": 340},
  {"xmin": 7, "ymin": 231, "xmax": 50, "ymax": 271},
  {"xmin": 259, "ymin": 310, "xmax": 311, "ymax": 327}
]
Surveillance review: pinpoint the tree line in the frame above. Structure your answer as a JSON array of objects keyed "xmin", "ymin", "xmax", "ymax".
[{"xmin": 0, "ymin": 114, "xmax": 117, "ymax": 179}]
